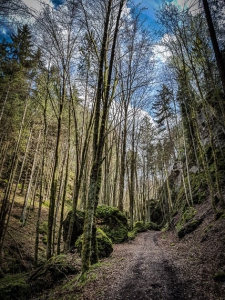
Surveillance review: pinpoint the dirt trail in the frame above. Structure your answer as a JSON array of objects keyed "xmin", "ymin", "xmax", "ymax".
[
  {"xmin": 102, "ymin": 231, "xmax": 194, "ymax": 300},
  {"xmin": 44, "ymin": 230, "xmax": 223, "ymax": 299}
]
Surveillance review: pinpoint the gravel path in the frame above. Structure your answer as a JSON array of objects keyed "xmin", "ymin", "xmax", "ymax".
[{"xmin": 102, "ymin": 231, "xmax": 194, "ymax": 300}]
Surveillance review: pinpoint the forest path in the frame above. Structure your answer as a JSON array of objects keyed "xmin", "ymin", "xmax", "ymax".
[
  {"xmin": 45, "ymin": 230, "xmax": 222, "ymax": 299},
  {"xmin": 102, "ymin": 231, "xmax": 194, "ymax": 300}
]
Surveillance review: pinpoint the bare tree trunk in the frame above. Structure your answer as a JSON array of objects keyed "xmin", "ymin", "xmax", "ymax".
[
  {"xmin": 202, "ymin": 0, "xmax": 225, "ymax": 93},
  {"xmin": 20, "ymin": 130, "xmax": 41, "ymax": 226}
]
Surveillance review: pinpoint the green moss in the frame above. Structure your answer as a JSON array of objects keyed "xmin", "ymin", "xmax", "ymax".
[
  {"xmin": 128, "ymin": 230, "xmax": 137, "ymax": 240},
  {"xmin": 214, "ymin": 271, "xmax": 225, "ymax": 282},
  {"xmin": 0, "ymin": 273, "xmax": 29, "ymax": 300},
  {"xmin": 177, "ymin": 218, "xmax": 203, "ymax": 238},
  {"xmin": 39, "ymin": 221, "xmax": 48, "ymax": 234},
  {"xmin": 176, "ymin": 207, "xmax": 197, "ymax": 232},
  {"xmin": 146, "ymin": 221, "xmax": 160, "ymax": 231},
  {"xmin": 29, "ymin": 254, "xmax": 79, "ymax": 293},
  {"xmin": 96, "ymin": 228, "xmax": 113, "ymax": 258},
  {"xmin": 42, "ymin": 235, "xmax": 47, "ymax": 245},
  {"xmin": 75, "ymin": 228, "xmax": 113, "ymax": 259},
  {"xmin": 134, "ymin": 221, "xmax": 147, "ymax": 232},
  {"xmin": 42, "ymin": 200, "xmax": 50, "ymax": 208},
  {"xmin": 176, "ymin": 207, "xmax": 202, "ymax": 238},
  {"xmin": 161, "ymin": 223, "xmax": 169, "ymax": 232},
  {"xmin": 96, "ymin": 205, "xmax": 128, "ymax": 243}
]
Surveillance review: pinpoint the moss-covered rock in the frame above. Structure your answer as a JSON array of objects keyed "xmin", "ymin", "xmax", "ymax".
[
  {"xmin": 146, "ymin": 221, "xmax": 161, "ymax": 231},
  {"xmin": 62, "ymin": 210, "xmax": 85, "ymax": 248},
  {"xmin": 177, "ymin": 207, "xmax": 197, "ymax": 227},
  {"xmin": 176, "ymin": 207, "xmax": 203, "ymax": 238},
  {"xmin": 0, "ymin": 274, "xmax": 29, "ymax": 300},
  {"xmin": 177, "ymin": 218, "xmax": 203, "ymax": 238},
  {"xmin": 75, "ymin": 227, "xmax": 113, "ymax": 259},
  {"xmin": 96, "ymin": 205, "xmax": 128, "ymax": 243},
  {"xmin": 134, "ymin": 221, "xmax": 147, "ymax": 232},
  {"xmin": 132, "ymin": 221, "xmax": 160, "ymax": 232},
  {"xmin": 29, "ymin": 254, "xmax": 78, "ymax": 293},
  {"xmin": 128, "ymin": 230, "xmax": 138, "ymax": 240}
]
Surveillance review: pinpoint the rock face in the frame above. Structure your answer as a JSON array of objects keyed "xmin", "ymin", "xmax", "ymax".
[
  {"xmin": 197, "ymin": 103, "xmax": 225, "ymax": 148},
  {"xmin": 96, "ymin": 205, "xmax": 129, "ymax": 243}
]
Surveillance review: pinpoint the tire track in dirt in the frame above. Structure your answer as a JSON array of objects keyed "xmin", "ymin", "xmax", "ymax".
[{"xmin": 106, "ymin": 231, "xmax": 195, "ymax": 300}]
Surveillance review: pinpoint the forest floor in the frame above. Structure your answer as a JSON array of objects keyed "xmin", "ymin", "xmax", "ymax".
[
  {"xmin": 1, "ymin": 197, "xmax": 225, "ymax": 299},
  {"xmin": 36, "ymin": 225, "xmax": 225, "ymax": 300}
]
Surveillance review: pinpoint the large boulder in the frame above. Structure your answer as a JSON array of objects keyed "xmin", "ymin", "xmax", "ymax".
[
  {"xmin": 62, "ymin": 210, "xmax": 85, "ymax": 247},
  {"xmin": 96, "ymin": 205, "xmax": 129, "ymax": 243},
  {"xmin": 75, "ymin": 227, "xmax": 113, "ymax": 259}
]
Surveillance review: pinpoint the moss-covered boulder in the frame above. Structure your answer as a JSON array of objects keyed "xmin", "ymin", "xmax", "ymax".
[
  {"xmin": 128, "ymin": 230, "xmax": 138, "ymax": 240},
  {"xmin": 75, "ymin": 227, "xmax": 113, "ymax": 259},
  {"xmin": 62, "ymin": 210, "xmax": 85, "ymax": 247},
  {"xmin": 177, "ymin": 218, "xmax": 203, "ymax": 238},
  {"xmin": 176, "ymin": 207, "xmax": 203, "ymax": 238},
  {"xmin": 134, "ymin": 221, "xmax": 147, "ymax": 232},
  {"xmin": 96, "ymin": 205, "xmax": 129, "ymax": 243},
  {"xmin": 146, "ymin": 221, "xmax": 161, "ymax": 231},
  {"xmin": 29, "ymin": 255, "xmax": 79, "ymax": 293}
]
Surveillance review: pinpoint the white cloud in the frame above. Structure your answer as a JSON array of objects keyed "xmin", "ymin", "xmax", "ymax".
[
  {"xmin": 153, "ymin": 34, "xmax": 172, "ymax": 63},
  {"xmin": 173, "ymin": 0, "xmax": 199, "ymax": 13},
  {"xmin": 22, "ymin": 0, "xmax": 53, "ymax": 12}
]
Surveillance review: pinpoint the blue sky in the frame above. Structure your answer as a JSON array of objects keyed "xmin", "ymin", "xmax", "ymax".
[
  {"xmin": 133, "ymin": 0, "xmax": 171, "ymax": 27},
  {"xmin": 51, "ymin": 0, "xmax": 65, "ymax": 7},
  {"xmin": 0, "ymin": 0, "xmax": 193, "ymax": 41}
]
